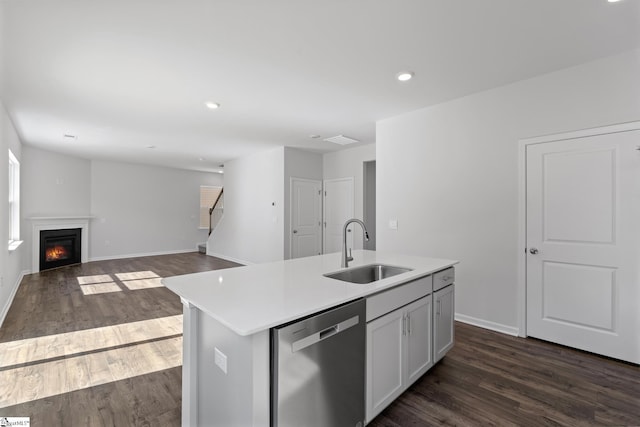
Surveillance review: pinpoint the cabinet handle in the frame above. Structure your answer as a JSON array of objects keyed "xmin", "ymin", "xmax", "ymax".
[
  {"xmin": 437, "ymin": 300, "xmax": 441, "ymax": 316},
  {"xmin": 402, "ymin": 315, "xmax": 407, "ymax": 336},
  {"xmin": 407, "ymin": 314, "xmax": 411, "ymax": 335}
]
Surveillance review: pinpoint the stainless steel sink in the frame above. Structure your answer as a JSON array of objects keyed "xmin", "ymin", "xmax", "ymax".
[{"xmin": 324, "ymin": 264, "xmax": 413, "ymax": 284}]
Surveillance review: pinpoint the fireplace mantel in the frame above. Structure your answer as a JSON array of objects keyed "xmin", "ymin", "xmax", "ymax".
[
  {"xmin": 28, "ymin": 216, "xmax": 95, "ymax": 220},
  {"xmin": 30, "ymin": 216, "xmax": 94, "ymax": 272}
]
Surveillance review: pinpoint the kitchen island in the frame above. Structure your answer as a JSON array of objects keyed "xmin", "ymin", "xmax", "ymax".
[{"xmin": 163, "ymin": 250, "xmax": 457, "ymax": 426}]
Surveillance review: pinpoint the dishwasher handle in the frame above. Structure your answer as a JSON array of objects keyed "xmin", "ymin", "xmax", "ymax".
[{"xmin": 291, "ymin": 315, "xmax": 360, "ymax": 352}]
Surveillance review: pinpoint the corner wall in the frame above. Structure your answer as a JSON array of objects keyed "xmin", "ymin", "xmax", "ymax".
[
  {"xmin": 376, "ymin": 49, "xmax": 640, "ymax": 333},
  {"xmin": 21, "ymin": 146, "xmax": 92, "ymax": 266},
  {"xmin": 90, "ymin": 160, "xmax": 223, "ymax": 260},
  {"xmin": 208, "ymin": 147, "xmax": 285, "ymax": 264}
]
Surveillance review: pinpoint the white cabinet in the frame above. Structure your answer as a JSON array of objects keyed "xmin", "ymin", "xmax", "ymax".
[
  {"xmin": 366, "ymin": 307, "xmax": 404, "ymax": 422},
  {"xmin": 406, "ymin": 296, "xmax": 433, "ymax": 384},
  {"xmin": 434, "ymin": 283, "xmax": 455, "ymax": 363},
  {"xmin": 366, "ymin": 295, "xmax": 433, "ymax": 423}
]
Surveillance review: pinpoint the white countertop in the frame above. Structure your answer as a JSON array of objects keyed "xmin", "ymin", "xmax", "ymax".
[{"xmin": 162, "ymin": 250, "xmax": 458, "ymax": 336}]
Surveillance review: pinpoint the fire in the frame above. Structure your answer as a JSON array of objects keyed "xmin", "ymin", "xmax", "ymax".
[{"xmin": 46, "ymin": 245, "xmax": 69, "ymax": 261}]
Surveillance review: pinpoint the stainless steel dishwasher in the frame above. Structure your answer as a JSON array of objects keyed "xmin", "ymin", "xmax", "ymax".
[{"xmin": 271, "ymin": 298, "xmax": 365, "ymax": 427}]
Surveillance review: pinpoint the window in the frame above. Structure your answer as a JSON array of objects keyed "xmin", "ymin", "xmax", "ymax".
[
  {"xmin": 8, "ymin": 149, "xmax": 22, "ymax": 250},
  {"xmin": 199, "ymin": 186, "xmax": 222, "ymax": 229}
]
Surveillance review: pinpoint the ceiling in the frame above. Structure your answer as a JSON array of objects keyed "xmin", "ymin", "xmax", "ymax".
[{"xmin": 1, "ymin": 0, "xmax": 639, "ymax": 172}]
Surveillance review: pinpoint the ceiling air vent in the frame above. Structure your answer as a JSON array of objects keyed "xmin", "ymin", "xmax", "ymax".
[{"xmin": 323, "ymin": 135, "xmax": 359, "ymax": 145}]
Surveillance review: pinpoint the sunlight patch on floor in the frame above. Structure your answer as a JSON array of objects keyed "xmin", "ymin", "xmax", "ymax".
[
  {"xmin": 115, "ymin": 271, "xmax": 160, "ymax": 281},
  {"xmin": 77, "ymin": 274, "xmax": 113, "ymax": 285},
  {"xmin": 77, "ymin": 270, "xmax": 164, "ymax": 294},
  {"xmin": 0, "ymin": 336, "xmax": 182, "ymax": 408},
  {"xmin": 80, "ymin": 282, "xmax": 122, "ymax": 295},
  {"xmin": 0, "ymin": 315, "xmax": 182, "ymax": 369},
  {"xmin": 121, "ymin": 278, "xmax": 164, "ymax": 290}
]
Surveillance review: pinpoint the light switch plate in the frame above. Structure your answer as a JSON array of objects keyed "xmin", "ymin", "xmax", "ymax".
[
  {"xmin": 388, "ymin": 219, "xmax": 398, "ymax": 230},
  {"xmin": 214, "ymin": 347, "xmax": 227, "ymax": 374}
]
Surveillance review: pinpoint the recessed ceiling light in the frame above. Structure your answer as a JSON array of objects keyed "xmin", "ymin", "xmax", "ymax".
[
  {"xmin": 396, "ymin": 71, "xmax": 414, "ymax": 82},
  {"xmin": 607, "ymin": 0, "xmax": 622, "ymax": 2},
  {"xmin": 205, "ymin": 102, "xmax": 220, "ymax": 110},
  {"xmin": 63, "ymin": 134, "xmax": 77, "ymax": 141},
  {"xmin": 309, "ymin": 134, "xmax": 321, "ymax": 139}
]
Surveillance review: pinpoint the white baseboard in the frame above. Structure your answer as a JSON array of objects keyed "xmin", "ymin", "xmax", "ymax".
[
  {"xmin": 205, "ymin": 251, "xmax": 252, "ymax": 266},
  {"xmin": 0, "ymin": 269, "xmax": 29, "ymax": 329},
  {"xmin": 455, "ymin": 313, "xmax": 520, "ymax": 337},
  {"xmin": 89, "ymin": 248, "xmax": 198, "ymax": 262}
]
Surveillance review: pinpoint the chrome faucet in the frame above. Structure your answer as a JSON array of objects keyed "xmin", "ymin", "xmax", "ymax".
[{"xmin": 342, "ymin": 218, "xmax": 370, "ymax": 268}]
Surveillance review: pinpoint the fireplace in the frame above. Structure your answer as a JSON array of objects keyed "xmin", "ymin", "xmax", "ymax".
[{"xmin": 40, "ymin": 228, "xmax": 82, "ymax": 271}]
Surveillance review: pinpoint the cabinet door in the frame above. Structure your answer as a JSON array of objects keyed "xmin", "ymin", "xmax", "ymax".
[
  {"xmin": 366, "ymin": 309, "xmax": 404, "ymax": 424},
  {"xmin": 405, "ymin": 296, "xmax": 433, "ymax": 385},
  {"xmin": 434, "ymin": 284, "xmax": 455, "ymax": 362}
]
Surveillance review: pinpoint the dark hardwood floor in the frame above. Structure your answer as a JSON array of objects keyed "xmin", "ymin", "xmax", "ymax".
[
  {"xmin": 1, "ymin": 252, "xmax": 639, "ymax": 426},
  {"xmin": 370, "ymin": 323, "xmax": 640, "ymax": 427},
  {"xmin": 0, "ymin": 252, "xmax": 240, "ymax": 426}
]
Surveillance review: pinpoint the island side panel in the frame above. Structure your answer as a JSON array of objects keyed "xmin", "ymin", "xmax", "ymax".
[
  {"xmin": 196, "ymin": 308, "xmax": 270, "ymax": 426},
  {"xmin": 181, "ymin": 298, "xmax": 199, "ymax": 427}
]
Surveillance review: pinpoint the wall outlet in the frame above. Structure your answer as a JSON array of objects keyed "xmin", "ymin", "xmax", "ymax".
[
  {"xmin": 214, "ymin": 347, "xmax": 227, "ymax": 374},
  {"xmin": 388, "ymin": 219, "xmax": 398, "ymax": 230}
]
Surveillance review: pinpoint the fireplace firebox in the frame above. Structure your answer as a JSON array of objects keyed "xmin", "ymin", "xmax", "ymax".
[{"xmin": 39, "ymin": 228, "xmax": 82, "ymax": 271}]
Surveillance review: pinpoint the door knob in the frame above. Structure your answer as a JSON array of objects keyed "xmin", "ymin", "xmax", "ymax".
[
  {"xmin": 293, "ymin": 230, "xmax": 298, "ymax": 234},
  {"xmin": 529, "ymin": 248, "xmax": 539, "ymax": 254}
]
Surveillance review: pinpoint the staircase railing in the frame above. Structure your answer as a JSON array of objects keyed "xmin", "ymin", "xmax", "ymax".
[{"xmin": 208, "ymin": 188, "xmax": 224, "ymax": 236}]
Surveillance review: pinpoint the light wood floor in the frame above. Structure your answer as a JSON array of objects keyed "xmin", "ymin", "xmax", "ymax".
[{"xmin": 1, "ymin": 253, "xmax": 639, "ymax": 426}]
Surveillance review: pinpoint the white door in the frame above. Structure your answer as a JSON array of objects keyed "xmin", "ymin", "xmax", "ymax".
[
  {"xmin": 290, "ymin": 178, "xmax": 322, "ymax": 258},
  {"xmin": 526, "ymin": 129, "xmax": 639, "ymax": 363},
  {"xmin": 323, "ymin": 177, "xmax": 354, "ymax": 254}
]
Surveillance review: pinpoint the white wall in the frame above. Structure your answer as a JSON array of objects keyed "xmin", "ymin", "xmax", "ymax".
[
  {"xmin": 0, "ymin": 103, "xmax": 26, "ymax": 327},
  {"xmin": 363, "ymin": 160, "xmax": 376, "ymax": 250},
  {"xmin": 283, "ymin": 147, "xmax": 323, "ymax": 259},
  {"xmin": 20, "ymin": 147, "xmax": 222, "ymax": 263},
  {"xmin": 22, "ymin": 146, "xmax": 91, "ymax": 217},
  {"xmin": 376, "ymin": 49, "xmax": 640, "ymax": 333},
  {"xmin": 90, "ymin": 160, "xmax": 222, "ymax": 260},
  {"xmin": 208, "ymin": 147, "xmax": 285, "ymax": 264},
  {"xmin": 323, "ymin": 144, "xmax": 376, "ymax": 250},
  {"xmin": 21, "ymin": 146, "xmax": 92, "ymax": 266}
]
